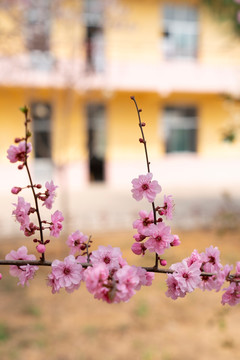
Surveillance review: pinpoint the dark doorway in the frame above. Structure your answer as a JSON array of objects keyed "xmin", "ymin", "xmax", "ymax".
[{"xmin": 86, "ymin": 104, "xmax": 106, "ymax": 181}]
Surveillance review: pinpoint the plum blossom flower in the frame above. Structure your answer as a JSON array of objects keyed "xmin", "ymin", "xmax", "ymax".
[
  {"xmin": 90, "ymin": 245, "xmax": 122, "ymax": 271},
  {"xmin": 198, "ymin": 264, "xmax": 233, "ymax": 292},
  {"xmin": 145, "ymin": 222, "xmax": 173, "ymax": 255},
  {"xmin": 42, "ymin": 181, "xmax": 58, "ymax": 209},
  {"xmin": 201, "ymin": 246, "xmax": 222, "ymax": 273},
  {"xmin": 5, "ymin": 246, "xmax": 38, "ymax": 286},
  {"xmin": 47, "ymin": 273, "xmax": 60, "ymax": 294},
  {"xmin": 169, "ymin": 259, "xmax": 201, "ymax": 294},
  {"xmin": 49, "ymin": 255, "xmax": 83, "ymax": 293},
  {"xmin": 131, "ymin": 173, "xmax": 161, "ymax": 203},
  {"xmin": 186, "ymin": 249, "xmax": 202, "ymax": 267},
  {"xmin": 50, "ymin": 210, "xmax": 64, "ymax": 237},
  {"xmin": 12, "ymin": 196, "xmax": 31, "ymax": 231},
  {"xmin": 133, "ymin": 210, "xmax": 154, "ymax": 235},
  {"xmin": 7, "ymin": 141, "xmax": 32, "ymax": 163},
  {"xmin": 222, "ymin": 283, "xmax": 240, "ymax": 306},
  {"xmin": 162, "ymin": 195, "xmax": 174, "ymax": 220},
  {"xmin": 134, "ymin": 267, "xmax": 154, "ymax": 288},
  {"xmin": 66, "ymin": 230, "xmax": 88, "ymax": 255},
  {"xmin": 84, "ymin": 263, "xmax": 110, "ymax": 302},
  {"xmin": 114, "ymin": 265, "xmax": 141, "ymax": 302},
  {"xmin": 166, "ymin": 274, "xmax": 186, "ymax": 300},
  {"xmin": 171, "ymin": 234, "xmax": 181, "ymax": 247}
]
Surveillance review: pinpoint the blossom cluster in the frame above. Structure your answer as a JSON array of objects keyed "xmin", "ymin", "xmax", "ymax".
[
  {"xmin": 131, "ymin": 173, "xmax": 179, "ymax": 265},
  {"xmin": 8, "ymin": 137, "xmax": 63, "ymax": 243},
  {"xmin": 165, "ymin": 246, "xmax": 240, "ymax": 306},
  {"xmin": 2, "ymin": 104, "xmax": 240, "ymax": 307},
  {"xmin": 46, "ymin": 244, "xmax": 154, "ymax": 303}
]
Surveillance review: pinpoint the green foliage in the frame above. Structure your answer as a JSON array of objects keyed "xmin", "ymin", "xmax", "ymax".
[
  {"xmin": 203, "ymin": 0, "xmax": 240, "ymax": 36},
  {"xmin": 0, "ymin": 323, "xmax": 10, "ymax": 342}
]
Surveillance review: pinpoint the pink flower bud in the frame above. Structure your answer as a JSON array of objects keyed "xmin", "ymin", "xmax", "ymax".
[
  {"xmin": 0, "ymin": 273, "xmax": 2, "ymax": 280},
  {"xmin": 160, "ymin": 259, "xmax": 167, "ymax": 266},
  {"xmin": 11, "ymin": 186, "xmax": 22, "ymax": 194},
  {"xmin": 171, "ymin": 235, "xmax": 181, "ymax": 247},
  {"xmin": 131, "ymin": 242, "xmax": 146, "ymax": 256},
  {"xmin": 36, "ymin": 244, "xmax": 46, "ymax": 254}
]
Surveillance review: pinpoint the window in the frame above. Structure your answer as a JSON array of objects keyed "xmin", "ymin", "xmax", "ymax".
[
  {"xmin": 31, "ymin": 102, "xmax": 52, "ymax": 159},
  {"xmin": 25, "ymin": 0, "xmax": 53, "ymax": 69},
  {"xmin": 162, "ymin": 4, "xmax": 198, "ymax": 59},
  {"xmin": 86, "ymin": 104, "xmax": 106, "ymax": 181},
  {"xmin": 163, "ymin": 106, "xmax": 197, "ymax": 153},
  {"xmin": 83, "ymin": 0, "xmax": 105, "ymax": 72}
]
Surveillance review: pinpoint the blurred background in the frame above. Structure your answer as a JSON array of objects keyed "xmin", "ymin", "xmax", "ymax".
[
  {"xmin": 1, "ymin": 0, "xmax": 240, "ymax": 359},
  {"xmin": 0, "ymin": 0, "xmax": 240, "ymax": 235}
]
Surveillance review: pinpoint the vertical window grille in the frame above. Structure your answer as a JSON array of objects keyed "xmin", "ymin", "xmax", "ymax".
[
  {"xmin": 163, "ymin": 106, "xmax": 197, "ymax": 153},
  {"xmin": 83, "ymin": 0, "xmax": 105, "ymax": 72},
  {"xmin": 162, "ymin": 4, "xmax": 198, "ymax": 59}
]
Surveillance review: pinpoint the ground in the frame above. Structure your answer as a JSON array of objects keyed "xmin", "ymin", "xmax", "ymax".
[{"xmin": 0, "ymin": 228, "xmax": 240, "ymax": 360}]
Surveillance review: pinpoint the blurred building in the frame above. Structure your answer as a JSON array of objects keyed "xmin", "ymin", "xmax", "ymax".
[{"xmin": 1, "ymin": 0, "xmax": 240, "ymax": 235}]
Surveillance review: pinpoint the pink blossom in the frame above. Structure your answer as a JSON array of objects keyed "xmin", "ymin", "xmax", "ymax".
[
  {"xmin": 186, "ymin": 249, "xmax": 202, "ymax": 267},
  {"xmin": 145, "ymin": 222, "xmax": 173, "ymax": 255},
  {"xmin": 131, "ymin": 173, "xmax": 161, "ymax": 203},
  {"xmin": 12, "ymin": 196, "xmax": 31, "ymax": 231},
  {"xmin": 199, "ymin": 264, "xmax": 233, "ymax": 292},
  {"xmin": 133, "ymin": 210, "xmax": 154, "ymax": 235},
  {"xmin": 131, "ymin": 242, "xmax": 146, "ymax": 256},
  {"xmin": 0, "ymin": 273, "xmax": 2, "ymax": 280},
  {"xmin": 84, "ymin": 263, "xmax": 110, "ymax": 302},
  {"xmin": 201, "ymin": 246, "xmax": 222, "ymax": 273},
  {"xmin": 42, "ymin": 181, "xmax": 58, "ymax": 209},
  {"xmin": 66, "ymin": 230, "xmax": 88, "ymax": 255},
  {"xmin": 237, "ymin": 10, "xmax": 240, "ymax": 24},
  {"xmin": 7, "ymin": 141, "xmax": 32, "ymax": 163},
  {"xmin": 171, "ymin": 234, "xmax": 181, "ymax": 247},
  {"xmin": 5, "ymin": 246, "xmax": 38, "ymax": 286},
  {"xmin": 162, "ymin": 195, "xmax": 174, "ymax": 220},
  {"xmin": 134, "ymin": 267, "xmax": 154, "ymax": 289},
  {"xmin": 166, "ymin": 274, "xmax": 186, "ymax": 300},
  {"xmin": 50, "ymin": 255, "xmax": 83, "ymax": 292},
  {"xmin": 50, "ymin": 210, "xmax": 64, "ymax": 238},
  {"xmin": 222, "ymin": 283, "xmax": 240, "ymax": 306},
  {"xmin": 236, "ymin": 261, "xmax": 240, "ymax": 275},
  {"xmin": 170, "ymin": 260, "xmax": 201, "ymax": 293},
  {"xmin": 47, "ymin": 273, "xmax": 60, "ymax": 294},
  {"xmin": 115, "ymin": 265, "xmax": 141, "ymax": 302},
  {"xmin": 90, "ymin": 245, "xmax": 122, "ymax": 271}
]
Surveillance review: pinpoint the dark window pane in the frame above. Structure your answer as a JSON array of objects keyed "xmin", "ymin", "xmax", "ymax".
[
  {"xmin": 86, "ymin": 104, "xmax": 106, "ymax": 181},
  {"xmin": 31, "ymin": 102, "xmax": 52, "ymax": 159},
  {"xmin": 34, "ymin": 132, "xmax": 51, "ymax": 158}
]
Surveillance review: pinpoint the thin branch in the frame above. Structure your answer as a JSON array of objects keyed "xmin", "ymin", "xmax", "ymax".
[
  {"xmin": 23, "ymin": 108, "xmax": 45, "ymax": 261},
  {"xmin": 0, "ymin": 259, "xmax": 215, "ymax": 277},
  {"xmin": 131, "ymin": 96, "xmax": 159, "ymax": 269}
]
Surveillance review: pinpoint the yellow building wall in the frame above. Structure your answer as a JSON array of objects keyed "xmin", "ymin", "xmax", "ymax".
[
  {"xmin": 1, "ymin": 88, "xmax": 240, "ymax": 167},
  {"xmin": 1, "ymin": 0, "xmax": 240, "ymax": 67}
]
